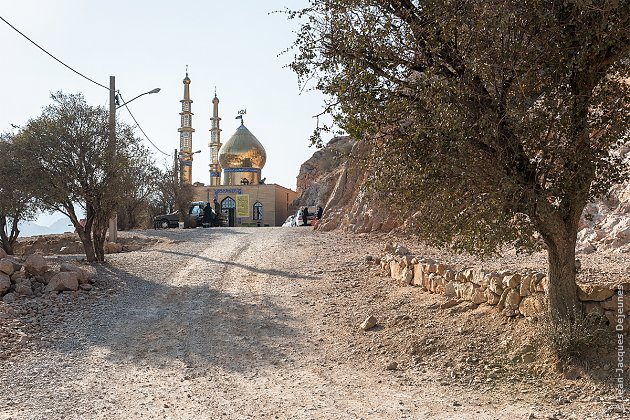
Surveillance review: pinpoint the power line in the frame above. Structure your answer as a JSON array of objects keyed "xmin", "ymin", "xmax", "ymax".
[
  {"xmin": 1, "ymin": 14, "xmax": 168, "ymax": 157},
  {"xmin": 118, "ymin": 92, "xmax": 169, "ymax": 156},
  {"xmin": 0, "ymin": 14, "xmax": 109, "ymax": 91}
]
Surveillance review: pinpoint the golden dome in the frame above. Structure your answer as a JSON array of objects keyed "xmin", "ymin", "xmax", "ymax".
[{"xmin": 218, "ymin": 123, "xmax": 267, "ymax": 169}]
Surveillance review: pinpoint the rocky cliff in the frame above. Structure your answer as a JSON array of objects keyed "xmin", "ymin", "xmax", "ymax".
[
  {"xmin": 296, "ymin": 137, "xmax": 630, "ymax": 252},
  {"xmin": 293, "ymin": 136, "xmax": 399, "ymax": 233}
]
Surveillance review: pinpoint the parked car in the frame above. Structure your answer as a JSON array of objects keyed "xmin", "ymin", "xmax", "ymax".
[
  {"xmin": 294, "ymin": 207, "xmax": 317, "ymax": 227},
  {"xmin": 153, "ymin": 202, "xmax": 223, "ymax": 229},
  {"xmin": 282, "ymin": 215, "xmax": 296, "ymax": 227}
]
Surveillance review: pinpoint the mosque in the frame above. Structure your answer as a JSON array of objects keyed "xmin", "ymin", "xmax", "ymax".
[{"xmin": 177, "ymin": 71, "xmax": 297, "ymax": 227}]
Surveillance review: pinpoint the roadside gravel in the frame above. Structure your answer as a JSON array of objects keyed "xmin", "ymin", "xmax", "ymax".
[{"xmin": 0, "ymin": 227, "xmax": 625, "ymax": 419}]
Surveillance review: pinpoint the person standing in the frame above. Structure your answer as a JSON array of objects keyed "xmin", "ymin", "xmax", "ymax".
[
  {"xmin": 302, "ymin": 207, "xmax": 309, "ymax": 226},
  {"xmin": 316, "ymin": 206, "xmax": 323, "ymax": 219}
]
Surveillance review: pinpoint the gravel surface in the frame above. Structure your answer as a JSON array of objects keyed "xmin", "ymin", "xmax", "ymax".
[{"xmin": 0, "ymin": 227, "xmax": 626, "ymax": 419}]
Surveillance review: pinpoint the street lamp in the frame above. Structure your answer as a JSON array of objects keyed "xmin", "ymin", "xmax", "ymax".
[
  {"xmin": 108, "ymin": 76, "xmax": 161, "ymax": 243},
  {"xmin": 116, "ymin": 88, "xmax": 161, "ymax": 109}
]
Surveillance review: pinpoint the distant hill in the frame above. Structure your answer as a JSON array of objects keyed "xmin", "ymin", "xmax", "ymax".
[{"xmin": 18, "ymin": 217, "xmax": 73, "ymax": 237}]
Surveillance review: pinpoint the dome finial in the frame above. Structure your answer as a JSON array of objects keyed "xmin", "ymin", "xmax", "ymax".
[{"xmin": 186, "ymin": 64, "xmax": 188, "ymax": 78}]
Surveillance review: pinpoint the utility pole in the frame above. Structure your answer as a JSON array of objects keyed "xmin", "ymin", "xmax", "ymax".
[{"xmin": 108, "ymin": 76, "xmax": 117, "ymax": 243}]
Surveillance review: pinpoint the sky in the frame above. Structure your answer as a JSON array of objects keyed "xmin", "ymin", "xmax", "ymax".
[{"xmin": 0, "ymin": 1, "xmax": 330, "ymax": 225}]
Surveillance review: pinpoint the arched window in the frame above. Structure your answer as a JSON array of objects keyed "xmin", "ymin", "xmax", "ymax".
[
  {"xmin": 221, "ymin": 196, "xmax": 236, "ymax": 210},
  {"xmin": 253, "ymin": 202, "xmax": 263, "ymax": 220}
]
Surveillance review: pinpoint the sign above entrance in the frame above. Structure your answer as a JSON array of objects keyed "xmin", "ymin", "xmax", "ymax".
[{"xmin": 236, "ymin": 194, "xmax": 250, "ymax": 217}]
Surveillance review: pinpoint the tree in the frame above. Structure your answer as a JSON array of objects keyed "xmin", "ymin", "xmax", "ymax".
[
  {"xmin": 16, "ymin": 92, "xmax": 142, "ymax": 262},
  {"xmin": 117, "ymin": 143, "xmax": 162, "ymax": 230},
  {"xmin": 288, "ymin": 1, "xmax": 630, "ymax": 324},
  {"xmin": 0, "ymin": 134, "xmax": 41, "ymax": 254},
  {"xmin": 150, "ymin": 166, "xmax": 194, "ymax": 227}
]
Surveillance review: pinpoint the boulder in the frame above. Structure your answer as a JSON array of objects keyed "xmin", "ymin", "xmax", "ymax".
[
  {"xmin": 0, "ymin": 273, "xmax": 10, "ymax": 295},
  {"xmin": 397, "ymin": 254, "xmax": 414, "ymax": 268},
  {"xmin": 600, "ymin": 293, "xmax": 630, "ymax": 313},
  {"xmin": 360, "ymin": 315, "xmax": 378, "ymax": 331},
  {"xmin": 519, "ymin": 275, "xmax": 532, "ymax": 297},
  {"xmin": 412, "ymin": 264, "xmax": 425, "ymax": 287},
  {"xmin": 5, "ymin": 257, "xmax": 23, "ymax": 273},
  {"xmin": 2, "ymin": 292, "xmax": 15, "ymax": 303},
  {"xmin": 0, "ymin": 259, "xmax": 14, "ymax": 276},
  {"xmin": 531, "ymin": 274, "xmax": 548, "ymax": 293},
  {"xmin": 503, "ymin": 274, "xmax": 522, "ymax": 289},
  {"xmin": 390, "ymin": 260, "xmax": 403, "ymax": 281},
  {"xmin": 60, "ymin": 263, "xmax": 92, "ymax": 284},
  {"xmin": 471, "ymin": 288, "xmax": 487, "ymax": 304},
  {"xmin": 15, "ymin": 281, "xmax": 33, "ymax": 297},
  {"xmin": 399, "ymin": 267, "xmax": 413, "ymax": 285},
  {"xmin": 10, "ymin": 270, "xmax": 27, "ymax": 283},
  {"xmin": 488, "ymin": 275, "xmax": 504, "ymax": 295},
  {"xmin": 0, "ymin": 247, "xmax": 6, "ymax": 259},
  {"xmin": 485, "ymin": 289, "xmax": 501, "ymax": 305},
  {"xmin": 380, "ymin": 260, "xmax": 391, "ymax": 276},
  {"xmin": 457, "ymin": 282, "xmax": 475, "ymax": 301},
  {"xmin": 505, "ymin": 289, "xmax": 522, "ymax": 310},
  {"xmin": 577, "ymin": 283, "xmax": 615, "ymax": 302},
  {"xmin": 24, "ymin": 254, "xmax": 48, "ymax": 276},
  {"xmin": 444, "ymin": 281, "xmax": 457, "ymax": 298},
  {"xmin": 393, "ymin": 244, "xmax": 410, "ymax": 256},
  {"xmin": 519, "ymin": 294, "xmax": 546, "ymax": 318},
  {"xmin": 104, "ymin": 242, "xmax": 123, "ymax": 254},
  {"xmin": 497, "ymin": 288, "xmax": 510, "ymax": 310},
  {"xmin": 45, "ymin": 272, "xmax": 80, "ymax": 292}
]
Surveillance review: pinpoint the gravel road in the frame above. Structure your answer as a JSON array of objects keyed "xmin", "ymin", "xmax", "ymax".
[{"xmin": 0, "ymin": 228, "xmax": 621, "ymax": 419}]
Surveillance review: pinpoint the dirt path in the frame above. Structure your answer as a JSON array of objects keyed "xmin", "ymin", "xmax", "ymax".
[{"xmin": 0, "ymin": 228, "xmax": 621, "ymax": 419}]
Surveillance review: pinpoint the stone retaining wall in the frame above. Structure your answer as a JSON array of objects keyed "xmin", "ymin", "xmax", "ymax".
[{"xmin": 379, "ymin": 243, "xmax": 629, "ymax": 331}]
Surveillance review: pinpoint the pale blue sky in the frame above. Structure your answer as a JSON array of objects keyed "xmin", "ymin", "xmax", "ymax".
[{"xmin": 1, "ymin": 0, "xmax": 329, "ymax": 226}]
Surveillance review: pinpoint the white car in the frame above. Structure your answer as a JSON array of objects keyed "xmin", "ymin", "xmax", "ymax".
[{"xmin": 282, "ymin": 215, "xmax": 296, "ymax": 227}]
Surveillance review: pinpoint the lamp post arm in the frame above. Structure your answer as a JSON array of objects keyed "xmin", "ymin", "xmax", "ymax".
[{"xmin": 116, "ymin": 88, "xmax": 160, "ymax": 109}]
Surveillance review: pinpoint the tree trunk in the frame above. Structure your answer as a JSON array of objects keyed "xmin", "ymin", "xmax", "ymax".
[
  {"xmin": 77, "ymin": 228, "xmax": 97, "ymax": 262},
  {"xmin": 546, "ymin": 236, "xmax": 580, "ymax": 324},
  {"xmin": 92, "ymin": 224, "xmax": 107, "ymax": 262},
  {"xmin": 0, "ymin": 216, "xmax": 13, "ymax": 255}
]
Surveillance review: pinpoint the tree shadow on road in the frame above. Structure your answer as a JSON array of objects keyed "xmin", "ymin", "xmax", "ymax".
[
  {"xmin": 47, "ymin": 263, "xmax": 302, "ymax": 376},
  {"xmin": 152, "ymin": 249, "xmax": 318, "ymax": 281}
]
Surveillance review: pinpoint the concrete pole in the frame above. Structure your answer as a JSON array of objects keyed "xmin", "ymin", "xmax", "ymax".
[{"xmin": 108, "ymin": 76, "xmax": 117, "ymax": 243}]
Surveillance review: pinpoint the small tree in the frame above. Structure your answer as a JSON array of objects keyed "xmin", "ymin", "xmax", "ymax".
[
  {"xmin": 16, "ymin": 92, "xmax": 142, "ymax": 262},
  {"xmin": 0, "ymin": 134, "xmax": 41, "ymax": 254},
  {"xmin": 288, "ymin": 1, "xmax": 630, "ymax": 324},
  {"xmin": 148, "ymin": 166, "xmax": 194, "ymax": 226},
  {"xmin": 117, "ymin": 143, "xmax": 161, "ymax": 230}
]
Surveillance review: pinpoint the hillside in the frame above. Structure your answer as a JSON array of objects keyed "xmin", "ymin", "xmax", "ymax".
[{"xmin": 295, "ymin": 137, "xmax": 630, "ymax": 253}]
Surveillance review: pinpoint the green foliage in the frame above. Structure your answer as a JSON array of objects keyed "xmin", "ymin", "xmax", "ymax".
[
  {"xmin": 541, "ymin": 309, "xmax": 608, "ymax": 364},
  {"xmin": 288, "ymin": 0, "xmax": 630, "ymax": 323},
  {"xmin": 14, "ymin": 92, "xmax": 145, "ymax": 261},
  {"xmin": 117, "ymin": 142, "xmax": 162, "ymax": 230},
  {"xmin": 288, "ymin": 0, "xmax": 630, "ymax": 256},
  {"xmin": 0, "ymin": 133, "xmax": 42, "ymax": 253}
]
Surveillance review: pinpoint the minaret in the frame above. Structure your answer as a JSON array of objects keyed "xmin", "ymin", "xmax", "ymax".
[
  {"xmin": 178, "ymin": 68, "xmax": 195, "ymax": 184},
  {"xmin": 209, "ymin": 88, "xmax": 222, "ymax": 186}
]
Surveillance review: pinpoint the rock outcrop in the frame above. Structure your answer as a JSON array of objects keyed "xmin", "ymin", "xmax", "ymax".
[
  {"xmin": 0, "ymin": 254, "xmax": 95, "ymax": 301},
  {"xmin": 578, "ymin": 179, "xmax": 630, "ymax": 254},
  {"xmin": 294, "ymin": 136, "xmax": 398, "ymax": 233},
  {"xmin": 296, "ymin": 136, "xmax": 630, "ymax": 251}
]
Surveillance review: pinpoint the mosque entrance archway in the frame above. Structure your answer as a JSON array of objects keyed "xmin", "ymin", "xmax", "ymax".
[{"xmin": 221, "ymin": 196, "xmax": 236, "ymax": 227}]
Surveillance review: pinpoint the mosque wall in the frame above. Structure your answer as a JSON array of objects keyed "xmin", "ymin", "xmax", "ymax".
[{"xmin": 193, "ymin": 184, "xmax": 296, "ymax": 227}]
